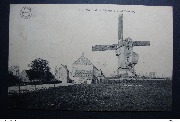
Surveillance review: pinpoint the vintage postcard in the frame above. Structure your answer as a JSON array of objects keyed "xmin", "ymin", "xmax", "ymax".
[{"xmin": 8, "ymin": 4, "xmax": 173, "ymax": 111}]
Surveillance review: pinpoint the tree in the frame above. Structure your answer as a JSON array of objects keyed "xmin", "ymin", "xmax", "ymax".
[{"xmin": 28, "ymin": 58, "xmax": 54, "ymax": 82}]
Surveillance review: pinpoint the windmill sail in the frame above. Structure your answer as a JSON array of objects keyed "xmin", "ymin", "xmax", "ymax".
[
  {"xmin": 118, "ymin": 14, "xmax": 123, "ymax": 44},
  {"xmin": 133, "ymin": 41, "xmax": 150, "ymax": 46},
  {"xmin": 92, "ymin": 44, "xmax": 118, "ymax": 51}
]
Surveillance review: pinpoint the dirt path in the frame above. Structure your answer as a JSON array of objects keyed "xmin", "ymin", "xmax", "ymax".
[{"xmin": 8, "ymin": 83, "xmax": 73, "ymax": 93}]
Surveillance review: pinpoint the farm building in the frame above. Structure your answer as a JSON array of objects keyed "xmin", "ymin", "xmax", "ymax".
[
  {"xmin": 19, "ymin": 70, "xmax": 31, "ymax": 82},
  {"xmin": 55, "ymin": 64, "xmax": 69, "ymax": 84},
  {"xmin": 71, "ymin": 53, "xmax": 103, "ymax": 84},
  {"xmin": 149, "ymin": 72, "xmax": 157, "ymax": 78},
  {"xmin": 9, "ymin": 65, "xmax": 20, "ymax": 76}
]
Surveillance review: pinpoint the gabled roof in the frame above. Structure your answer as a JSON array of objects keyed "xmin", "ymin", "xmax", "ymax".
[
  {"xmin": 61, "ymin": 64, "xmax": 69, "ymax": 71},
  {"xmin": 73, "ymin": 53, "xmax": 92, "ymax": 65},
  {"xmin": 20, "ymin": 70, "xmax": 28, "ymax": 75},
  {"xmin": 55, "ymin": 64, "xmax": 69, "ymax": 72},
  {"xmin": 20, "ymin": 70, "xmax": 30, "ymax": 77}
]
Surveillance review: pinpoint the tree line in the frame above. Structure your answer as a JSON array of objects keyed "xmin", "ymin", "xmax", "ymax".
[{"xmin": 8, "ymin": 58, "xmax": 61, "ymax": 87}]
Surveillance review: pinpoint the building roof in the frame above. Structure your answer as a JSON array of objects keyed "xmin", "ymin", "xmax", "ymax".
[
  {"xmin": 20, "ymin": 70, "xmax": 31, "ymax": 76},
  {"xmin": 61, "ymin": 64, "xmax": 69, "ymax": 71},
  {"xmin": 72, "ymin": 53, "xmax": 92, "ymax": 65}
]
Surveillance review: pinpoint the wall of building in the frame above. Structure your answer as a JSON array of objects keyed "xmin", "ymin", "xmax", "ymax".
[
  {"xmin": 149, "ymin": 72, "xmax": 156, "ymax": 78},
  {"xmin": 19, "ymin": 70, "xmax": 30, "ymax": 82},
  {"xmin": 72, "ymin": 63, "xmax": 93, "ymax": 84},
  {"xmin": 55, "ymin": 66, "xmax": 69, "ymax": 84},
  {"xmin": 9, "ymin": 65, "xmax": 20, "ymax": 76}
]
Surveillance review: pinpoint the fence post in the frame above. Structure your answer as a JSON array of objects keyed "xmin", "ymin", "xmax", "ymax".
[
  {"xmin": 18, "ymin": 82, "xmax": 20, "ymax": 94},
  {"xmin": 34, "ymin": 81, "xmax": 37, "ymax": 90}
]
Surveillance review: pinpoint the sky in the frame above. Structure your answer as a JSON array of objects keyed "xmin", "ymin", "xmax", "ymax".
[{"xmin": 9, "ymin": 4, "xmax": 173, "ymax": 77}]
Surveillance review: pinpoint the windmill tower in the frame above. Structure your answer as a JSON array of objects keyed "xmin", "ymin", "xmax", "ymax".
[{"xmin": 92, "ymin": 14, "xmax": 150, "ymax": 77}]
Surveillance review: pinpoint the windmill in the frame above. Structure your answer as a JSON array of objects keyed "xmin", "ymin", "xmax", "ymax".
[{"xmin": 92, "ymin": 14, "xmax": 150, "ymax": 77}]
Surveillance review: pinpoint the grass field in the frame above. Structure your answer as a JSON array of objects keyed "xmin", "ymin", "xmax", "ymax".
[{"xmin": 8, "ymin": 80, "xmax": 172, "ymax": 111}]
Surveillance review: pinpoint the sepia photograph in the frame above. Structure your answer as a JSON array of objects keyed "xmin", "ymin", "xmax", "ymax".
[{"xmin": 8, "ymin": 4, "xmax": 173, "ymax": 111}]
